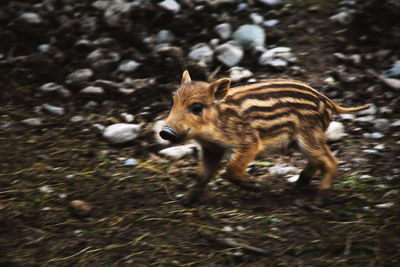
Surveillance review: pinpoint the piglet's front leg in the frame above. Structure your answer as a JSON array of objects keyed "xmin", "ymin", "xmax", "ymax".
[
  {"xmin": 222, "ymin": 147, "xmax": 261, "ymax": 192},
  {"xmin": 180, "ymin": 145, "xmax": 225, "ymax": 206}
]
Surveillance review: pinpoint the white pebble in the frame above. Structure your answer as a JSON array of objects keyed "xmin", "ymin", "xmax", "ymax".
[{"xmin": 103, "ymin": 123, "xmax": 142, "ymax": 144}]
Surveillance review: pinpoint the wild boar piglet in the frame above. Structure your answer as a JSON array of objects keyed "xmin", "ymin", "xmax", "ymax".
[{"xmin": 160, "ymin": 70, "xmax": 370, "ymax": 206}]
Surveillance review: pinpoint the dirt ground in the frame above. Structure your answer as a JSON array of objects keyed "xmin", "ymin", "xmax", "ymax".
[{"xmin": 1, "ymin": 0, "xmax": 399, "ymax": 266}]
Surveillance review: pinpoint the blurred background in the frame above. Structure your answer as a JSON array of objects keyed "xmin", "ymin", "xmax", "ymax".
[{"xmin": 0, "ymin": 0, "xmax": 399, "ymax": 266}]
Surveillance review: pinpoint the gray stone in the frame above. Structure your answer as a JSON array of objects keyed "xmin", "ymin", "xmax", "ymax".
[
  {"xmin": 382, "ymin": 60, "xmax": 400, "ymax": 78},
  {"xmin": 38, "ymin": 44, "xmax": 50, "ymax": 53},
  {"xmin": 363, "ymin": 149, "xmax": 378, "ymax": 154},
  {"xmin": 188, "ymin": 43, "xmax": 214, "ymax": 65},
  {"xmin": 70, "ymin": 115, "xmax": 85, "ymax": 122},
  {"xmin": 215, "ymin": 41, "xmax": 243, "ymax": 67},
  {"xmin": 21, "ymin": 118, "xmax": 42, "ymax": 127},
  {"xmin": 250, "ymin": 13, "xmax": 264, "ymax": 24},
  {"xmin": 358, "ymin": 104, "xmax": 377, "ymax": 115},
  {"xmin": 103, "ymin": 123, "xmax": 141, "ymax": 144},
  {"xmin": 326, "ymin": 121, "xmax": 346, "ymax": 141},
  {"xmin": 157, "ymin": 30, "xmax": 175, "ymax": 42},
  {"xmin": 233, "ymin": 24, "xmax": 266, "ymax": 50},
  {"xmin": 117, "ymin": 60, "xmax": 140, "ymax": 72},
  {"xmin": 43, "ymin": 104, "xmax": 65, "ymax": 116},
  {"xmin": 80, "ymin": 86, "xmax": 104, "ymax": 94},
  {"xmin": 259, "ymin": 47, "xmax": 297, "ymax": 67},
  {"xmin": 124, "ymin": 158, "xmax": 138, "ymax": 166},
  {"xmin": 159, "ymin": 0, "xmax": 180, "ymax": 13},
  {"xmin": 258, "ymin": 0, "xmax": 284, "ymax": 6},
  {"xmin": 373, "ymin": 118, "xmax": 391, "ymax": 131},
  {"xmin": 39, "ymin": 82, "xmax": 64, "ymax": 93},
  {"xmin": 229, "ymin": 67, "xmax": 253, "ymax": 82},
  {"xmin": 19, "ymin": 12, "xmax": 42, "ymax": 24},
  {"xmin": 391, "ymin": 120, "xmax": 400, "ymax": 127},
  {"xmin": 363, "ymin": 132, "xmax": 384, "ymax": 139},
  {"xmin": 66, "ymin": 69, "xmax": 94, "ymax": 85},
  {"xmin": 215, "ymin": 23, "xmax": 232, "ymax": 40},
  {"xmin": 159, "ymin": 144, "xmax": 198, "ymax": 159},
  {"xmin": 269, "ymin": 165, "xmax": 298, "ymax": 176},
  {"xmin": 263, "ymin": 19, "xmax": 279, "ymax": 27},
  {"xmin": 329, "ymin": 10, "xmax": 353, "ymax": 25}
]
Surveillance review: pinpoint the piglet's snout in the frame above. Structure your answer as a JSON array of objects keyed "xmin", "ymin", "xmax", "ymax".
[{"xmin": 159, "ymin": 125, "xmax": 177, "ymax": 142}]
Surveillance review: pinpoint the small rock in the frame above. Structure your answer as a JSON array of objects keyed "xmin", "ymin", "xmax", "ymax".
[
  {"xmin": 259, "ymin": 47, "xmax": 296, "ymax": 68},
  {"xmin": 356, "ymin": 115, "xmax": 375, "ymax": 123},
  {"xmin": 229, "ymin": 67, "xmax": 253, "ymax": 82},
  {"xmin": 374, "ymin": 144, "xmax": 385, "ymax": 150},
  {"xmin": 363, "ymin": 132, "xmax": 384, "ymax": 139},
  {"xmin": 363, "ymin": 149, "xmax": 378, "ymax": 154},
  {"xmin": 159, "ymin": 0, "xmax": 180, "ymax": 13},
  {"xmin": 358, "ymin": 104, "xmax": 377, "ymax": 115},
  {"xmin": 66, "ymin": 69, "xmax": 94, "ymax": 85},
  {"xmin": 117, "ymin": 60, "xmax": 140, "ymax": 72},
  {"xmin": 373, "ymin": 118, "xmax": 391, "ymax": 131},
  {"xmin": 124, "ymin": 158, "xmax": 138, "ymax": 166},
  {"xmin": 103, "ymin": 123, "xmax": 141, "ymax": 144},
  {"xmin": 233, "ymin": 24, "xmax": 266, "ymax": 50},
  {"xmin": 84, "ymin": 101, "xmax": 98, "ymax": 110},
  {"xmin": 80, "ymin": 86, "xmax": 104, "ymax": 94},
  {"xmin": 236, "ymin": 226, "xmax": 245, "ymax": 231},
  {"xmin": 258, "ymin": 0, "xmax": 284, "ymax": 6},
  {"xmin": 375, "ymin": 202, "xmax": 394, "ymax": 209},
  {"xmin": 250, "ymin": 13, "xmax": 264, "ymax": 24},
  {"xmin": 287, "ymin": 175, "xmax": 299, "ymax": 183},
  {"xmin": 391, "ymin": 120, "xmax": 400, "ymax": 127},
  {"xmin": 69, "ymin": 200, "xmax": 92, "ymax": 217},
  {"xmin": 121, "ymin": 112, "xmax": 134, "ymax": 123},
  {"xmin": 39, "ymin": 185, "xmax": 53, "ymax": 194},
  {"xmin": 381, "ymin": 77, "xmax": 400, "ymax": 90},
  {"xmin": 39, "ymin": 83, "xmax": 70, "ymax": 97},
  {"xmin": 382, "ymin": 60, "xmax": 400, "ymax": 78},
  {"xmin": 93, "ymin": 123, "xmax": 105, "ymax": 132},
  {"xmin": 339, "ymin": 113, "xmax": 355, "ymax": 120},
  {"xmin": 18, "ymin": 12, "xmax": 42, "ymax": 24},
  {"xmin": 157, "ymin": 30, "xmax": 175, "ymax": 43},
  {"xmin": 21, "ymin": 118, "xmax": 42, "ymax": 127},
  {"xmin": 159, "ymin": 144, "xmax": 198, "ymax": 159},
  {"xmin": 263, "ymin": 19, "xmax": 279, "ymax": 27},
  {"xmin": 223, "ymin": 226, "xmax": 234, "ymax": 232},
  {"xmin": 269, "ymin": 165, "xmax": 298, "ymax": 176},
  {"xmin": 38, "ymin": 44, "xmax": 50, "ymax": 53},
  {"xmin": 70, "ymin": 115, "xmax": 84, "ymax": 122},
  {"xmin": 215, "ymin": 23, "xmax": 232, "ymax": 40},
  {"xmin": 215, "ymin": 41, "xmax": 244, "ymax": 67},
  {"xmin": 326, "ymin": 121, "xmax": 346, "ymax": 141},
  {"xmin": 330, "ymin": 10, "xmax": 353, "ymax": 25},
  {"xmin": 43, "ymin": 104, "xmax": 65, "ymax": 116},
  {"xmin": 188, "ymin": 43, "xmax": 214, "ymax": 65}
]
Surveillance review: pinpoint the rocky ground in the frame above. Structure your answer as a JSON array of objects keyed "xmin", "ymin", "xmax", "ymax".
[{"xmin": 1, "ymin": 0, "xmax": 399, "ymax": 266}]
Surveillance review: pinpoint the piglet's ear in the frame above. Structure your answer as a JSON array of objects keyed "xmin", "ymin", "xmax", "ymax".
[
  {"xmin": 208, "ymin": 78, "xmax": 231, "ymax": 101},
  {"xmin": 181, "ymin": 70, "xmax": 191, "ymax": 84}
]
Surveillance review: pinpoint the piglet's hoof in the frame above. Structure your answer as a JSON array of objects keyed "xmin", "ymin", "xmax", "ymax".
[
  {"xmin": 227, "ymin": 178, "xmax": 261, "ymax": 192},
  {"xmin": 314, "ymin": 189, "xmax": 331, "ymax": 207}
]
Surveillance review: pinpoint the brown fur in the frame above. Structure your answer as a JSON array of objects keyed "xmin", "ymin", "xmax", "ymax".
[{"xmin": 161, "ymin": 70, "xmax": 370, "ymax": 206}]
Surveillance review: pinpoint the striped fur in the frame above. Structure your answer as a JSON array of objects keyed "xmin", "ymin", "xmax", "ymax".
[{"xmin": 161, "ymin": 71, "xmax": 370, "ymax": 206}]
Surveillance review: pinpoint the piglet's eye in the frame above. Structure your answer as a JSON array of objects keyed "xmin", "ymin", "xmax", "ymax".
[{"xmin": 188, "ymin": 103, "xmax": 204, "ymax": 116}]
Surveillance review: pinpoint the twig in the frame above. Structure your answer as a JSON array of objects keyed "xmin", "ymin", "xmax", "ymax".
[{"xmin": 214, "ymin": 237, "xmax": 270, "ymax": 256}]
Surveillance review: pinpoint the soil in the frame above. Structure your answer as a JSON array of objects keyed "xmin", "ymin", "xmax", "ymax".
[{"xmin": 1, "ymin": 0, "xmax": 399, "ymax": 266}]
